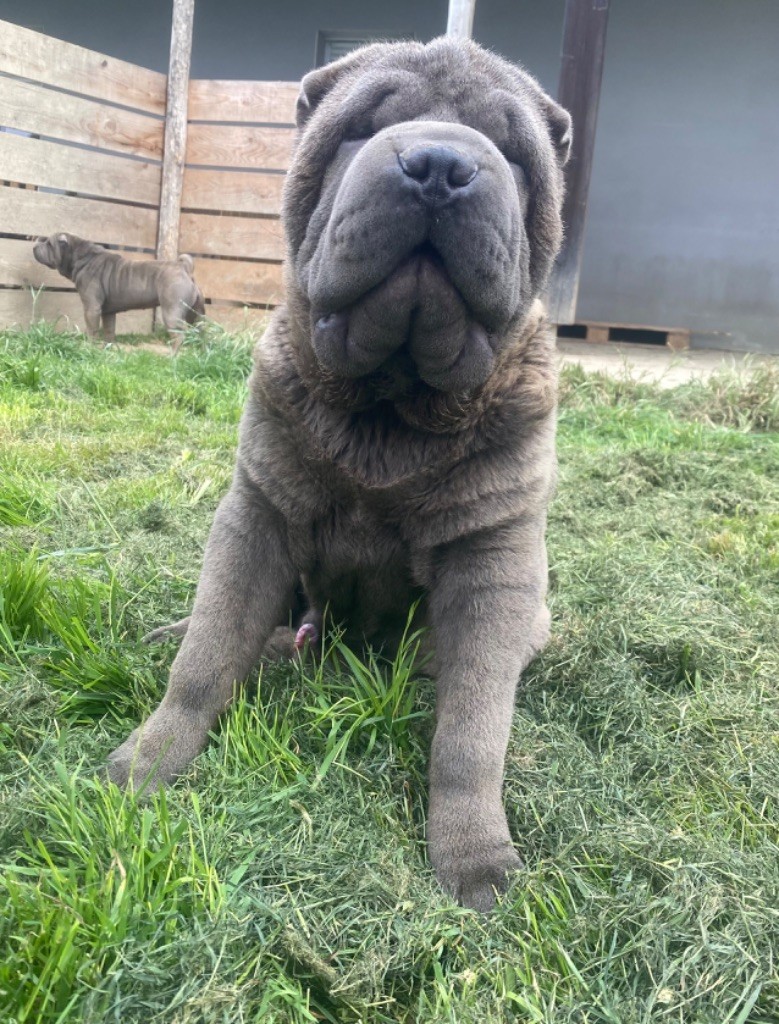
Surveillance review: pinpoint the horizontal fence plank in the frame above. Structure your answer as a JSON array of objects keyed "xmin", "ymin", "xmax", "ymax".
[
  {"xmin": 203, "ymin": 303, "xmax": 272, "ymax": 334},
  {"xmin": 193, "ymin": 257, "xmax": 284, "ymax": 305},
  {"xmin": 188, "ymin": 80, "xmax": 298, "ymax": 124},
  {"xmin": 0, "ymin": 77, "xmax": 163, "ymax": 161},
  {"xmin": 0, "ymin": 18, "xmax": 166, "ymax": 115},
  {"xmin": 186, "ymin": 124, "xmax": 294, "ymax": 170},
  {"xmin": 0, "ymin": 236, "xmax": 74, "ymax": 290},
  {"xmin": 0, "ymin": 236, "xmax": 154, "ymax": 290},
  {"xmin": 181, "ymin": 167, "xmax": 284, "ymax": 215},
  {"xmin": 0, "ymin": 132, "xmax": 161, "ymax": 205},
  {"xmin": 0, "ymin": 185, "xmax": 158, "ymax": 250},
  {"xmin": 179, "ymin": 211, "xmax": 284, "ymax": 261},
  {"xmin": 0, "ymin": 288, "xmax": 154, "ymax": 333}
]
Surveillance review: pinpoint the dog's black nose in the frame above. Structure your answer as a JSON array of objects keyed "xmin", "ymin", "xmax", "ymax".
[{"xmin": 398, "ymin": 145, "xmax": 479, "ymax": 199}]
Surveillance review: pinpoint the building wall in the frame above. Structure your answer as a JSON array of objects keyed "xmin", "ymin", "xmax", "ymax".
[
  {"xmin": 190, "ymin": 0, "xmax": 449, "ymax": 80},
  {"xmin": 2, "ymin": 0, "xmax": 777, "ymax": 352},
  {"xmin": 0, "ymin": 0, "xmax": 554, "ymax": 89},
  {"xmin": 575, "ymin": 0, "xmax": 779, "ymax": 352}
]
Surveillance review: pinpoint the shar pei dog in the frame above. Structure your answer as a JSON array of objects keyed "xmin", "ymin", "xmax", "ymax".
[
  {"xmin": 33, "ymin": 233, "xmax": 205, "ymax": 347},
  {"xmin": 108, "ymin": 37, "xmax": 571, "ymax": 911}
]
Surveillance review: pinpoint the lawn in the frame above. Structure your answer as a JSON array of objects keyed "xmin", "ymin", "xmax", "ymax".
[{"xmin": 0, "ymin": 323, "xmax": 777, "ymax": 1024}]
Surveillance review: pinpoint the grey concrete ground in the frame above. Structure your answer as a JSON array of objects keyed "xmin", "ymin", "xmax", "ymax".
[{"xmin": 556, "ymin": 340, "xmax": 775, "ymax": 388}]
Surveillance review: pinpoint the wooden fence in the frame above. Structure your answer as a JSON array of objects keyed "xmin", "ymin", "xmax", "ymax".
[
  {"xmin": 0, "ymin": 20, "xmax": 165, "ymax": 332},
  {"xmin": 180, "ymin": 79, "xmax": 297, "ymax": 327},
  {"xmin": 0, "ymin": 19, "xmax": 299, "ymax": 334}
]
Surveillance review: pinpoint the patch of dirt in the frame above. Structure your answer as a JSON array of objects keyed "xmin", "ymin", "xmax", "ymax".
[{"xmin": 556, "ymin": 339, "xmax": 775, "ymax": 388}]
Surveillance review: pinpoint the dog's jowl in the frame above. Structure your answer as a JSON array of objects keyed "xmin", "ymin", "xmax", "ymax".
[{"xmin": 108, "ymin": 38, "xmax": 571, "ymax": 911}]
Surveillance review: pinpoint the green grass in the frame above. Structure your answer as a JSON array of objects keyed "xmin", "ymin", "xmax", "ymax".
[{"xmin": 1, "ymin": 321, "xmax": 777, "ymax": 1023}]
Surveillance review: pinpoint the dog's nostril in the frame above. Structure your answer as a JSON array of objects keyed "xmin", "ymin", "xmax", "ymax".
[
  {"xmin": 398, "ymin": 145, "xmax": 478, "ymax": 190},
  {"xmin": 398, "ymin": 149, "xmax": 430, "ymax": 182},
  {"xmin": 447, "ymin": 156, "xmax": 479, "ymax": 188}
]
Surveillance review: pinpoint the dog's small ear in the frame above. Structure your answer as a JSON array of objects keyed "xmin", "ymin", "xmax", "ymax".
[
  {"xmin": 296, "ymin": 64, "xmax": 341, "ymax": 128},
  {"xmin": 296, "ymin": 48, "xmax": 372, "ymax": 129},
  {"xmin": 542, "ymin": 98, "xmax": 572, "ymax": 167}
]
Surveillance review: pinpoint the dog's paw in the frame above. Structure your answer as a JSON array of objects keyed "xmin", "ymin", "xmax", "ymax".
[
  {"xmin": 106, "ymin": 706, "xmax": 209, "ymax": 790},
  {"xmin": 435, "ymin": 844, "xmax": 523, "ymax": 912},
  {"xmin": 429, "ymin": 798, "xmax": 524, "ymax": 910}
]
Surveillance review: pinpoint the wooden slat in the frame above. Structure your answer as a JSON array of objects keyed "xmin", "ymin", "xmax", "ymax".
[
  {"xmin": 0, "ymin": 289, "xmax": 154, "ymax": 333},
  {"xmin": 188, "ymin": 80, "xmax": 298, "ymax": 124},
  {"xmin": 0, "ymin": 77, "xmax": 163, "ymax": 161},
  {"xmin": 0, "ymin": 132, "xmax": 160, "ymax": 205},
  {"xmin": 186, "ymin": 124, "xmax": 294, "ymax": 170},
  {"xmin": 576, "ymin": 318, "xmax": 687, "ymax": 332},
  {"xmin": 0, "ymin": 18, "xmax": 166, "ymax": 115},
  {"xmin": 585, "ymin": 325, "xmax": 609, "ymax": 343},
  {"xmin": 181, "ymin": 167, "xmax": 284, "ymax": 215},
  {"xmin": 666, "ymin": 331, "xmax": 690, "ymax": 352},
  {"xmin": 0, "ymin": 186, "xmax": 158, "ymax": 250},
  {"xmin": 0, "ymin": 236, "xmax": 75, "ymax": 290},
  {"xmin": 192, "ymin": 258, "xmax": 284, "ymax": 305},
  {"xmin": 203, "ymin": 304, "xmax": 272, "ymax": 333},
  {"xmin": 179, "ymin": 211, "xmax": 284, "ymax": 261},
  {"xmin": 0, "ymin": 237, "xmax": 154, "ymax": 290}
]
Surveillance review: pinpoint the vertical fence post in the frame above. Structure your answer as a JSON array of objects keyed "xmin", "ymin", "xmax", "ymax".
[
  {"xmin": 446, "ymin": 0, "xmax": 477, "ymax": 40},
  {"xmin": 157, "ymin": 0, "xmax": 194, "ymax": 262},
  {"xmin": 546, "ymin": 0, "xmax": 610, "ymax": 325}
]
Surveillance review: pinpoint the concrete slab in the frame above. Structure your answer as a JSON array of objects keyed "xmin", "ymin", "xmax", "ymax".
[{"xmin": 556, "ymin": 340, "xmax": 775, "ymax": 388}]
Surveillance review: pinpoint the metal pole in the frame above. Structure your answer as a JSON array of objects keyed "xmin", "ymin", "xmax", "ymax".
[{"xmin": 446, "ymin": 0, "xmax": 477, "ymax": 40}]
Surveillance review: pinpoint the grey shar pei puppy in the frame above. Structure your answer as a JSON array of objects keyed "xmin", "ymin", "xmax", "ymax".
[
  {"xmin": 33, "ymin": 233, "xmax": 204, "ymax": 346},
  {"xmin": 109, "ymin": 37, "xmax": 571, "ymax": 911}
]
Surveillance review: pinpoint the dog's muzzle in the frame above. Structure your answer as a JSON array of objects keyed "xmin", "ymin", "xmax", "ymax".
[{"xmin": 305, "ymin": 121, "xmax": 526, "ymax": 392}]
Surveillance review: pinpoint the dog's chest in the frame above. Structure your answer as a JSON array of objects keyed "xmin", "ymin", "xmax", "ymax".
[
  {"xmin": 301, "ymin": 500, "xmax": 419, "ymax": 635},
  {"xmin": 306, "ymin": 499, "xmax": 406, "ymax": 575}
]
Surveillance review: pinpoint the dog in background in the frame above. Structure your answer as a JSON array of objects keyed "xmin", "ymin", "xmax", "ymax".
[{"xmin": 33, "ymin": 233, "xmax": 205, "ymax": 349}]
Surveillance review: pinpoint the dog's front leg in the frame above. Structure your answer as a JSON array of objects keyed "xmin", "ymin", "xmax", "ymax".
[
  {"xmin": 83, "ymin": 303, "xmax": 101, "ymax": 338},
  {"xmin": 425, "ymin": 518, "xmax": 550, "ymax": 911},
  {"xmin": 108, "ymin": 476, "xmax": 297, "ymax": 788}
]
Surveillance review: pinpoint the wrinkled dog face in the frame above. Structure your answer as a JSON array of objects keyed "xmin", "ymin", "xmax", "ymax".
[
  {"xmin": 33, "ymin": 233, "xmax": 71, "ymax": 274},
  {"xmin": 284, "ymin": 38, "xmax": 571, "ymax": 392}
]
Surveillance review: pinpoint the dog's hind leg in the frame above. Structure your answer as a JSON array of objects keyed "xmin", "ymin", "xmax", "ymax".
[
  {"xmin": 144, "ymin": 617, "xmax": 309, "ymax": 662},
  {"xmin": 261, "ymin": 607, "xmax": 322, "ymax": 663},
  {"xmin": 143, "ymin": 616, "xmax": 191, "ymax": 644},
  {"xmin": 188, "ymin": 290, "xmax": 206, "ymax": 321},
  {"xmin": 261, "ymin": 626, "xmax": 297, "ymax": 661}
]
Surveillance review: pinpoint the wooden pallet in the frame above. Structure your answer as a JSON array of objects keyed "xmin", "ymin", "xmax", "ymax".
[{"xmin": 557, "ymin": 321, "xmax": 690, "ymax": 351}]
